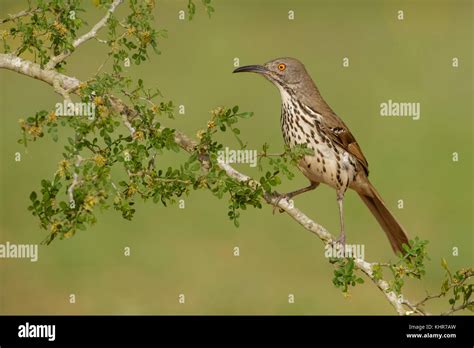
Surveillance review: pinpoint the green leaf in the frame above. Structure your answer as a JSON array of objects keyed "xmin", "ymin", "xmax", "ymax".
[
  {"xmin": 187, "ymin": 0, "xmax": 197, "ymax": 20},
  {"xmin": 441, "ymin": 257, "xmax": 448, "ymax": 270}
]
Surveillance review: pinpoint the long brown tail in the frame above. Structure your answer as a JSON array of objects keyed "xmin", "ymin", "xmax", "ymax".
[{"xmin": 358, "ymin": 183, "xmax": 409, "ymax": 255}]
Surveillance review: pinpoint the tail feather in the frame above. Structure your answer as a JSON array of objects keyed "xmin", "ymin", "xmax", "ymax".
[{"xmin": 358, "ymin": 184, "xmax": 409, "ymax": 255}]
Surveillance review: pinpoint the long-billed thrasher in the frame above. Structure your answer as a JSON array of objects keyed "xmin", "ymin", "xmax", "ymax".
[{"xmin": 233, "ymin": 57, "xmax": 409, "ymax": 255}]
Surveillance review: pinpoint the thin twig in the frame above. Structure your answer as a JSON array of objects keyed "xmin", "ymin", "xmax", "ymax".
[
  {"xmin": 45, "ymin": 0, "xmax": 124, "ymax": 69},
  {"xmin": 441, "ymin": 301, "xmax": 473, "ymax": 315},
  {"xmin": 1, "ymin": 8, "xmax": 42, "ymax": 24},
  {"xmin": 67, "ymin": 155, "xmax": 83, "ymax": 205}
]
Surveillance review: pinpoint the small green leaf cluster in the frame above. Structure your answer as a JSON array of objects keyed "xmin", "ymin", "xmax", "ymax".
[
  {"xmin": 188, "ymin": 0, "xmax": 215, "ymax": 20},
  {"xmin": 1, "ymin": 0, "xmax": 85, "ymax": 66},
  {"xmin": 388, "ymin": 237, "xmax": 429, "ymax": 294},
  {"xmin": 22, "ymin": 74, "xmax": 194, "ymax": 243},
  {"xmin": 194, "ymin": 106, "xmax": 262, "ymax": 227},
  {"xmin": 440, "ymin": 259, "xmax": 473, "ymax": 312},
  {"xmin": 258, "ymin": 143, "xmax": 314, "ymax": 183},
  {"xmin": 198, "ymin": 105, "xmax": 253, "ymax": 148},
  {"xmin": 107, "ymin": 0, "xmax": 167, "ymax": 71},
  {"xmin": 329, "ymin": 257, "xmax": 364, "ymax": 294}
]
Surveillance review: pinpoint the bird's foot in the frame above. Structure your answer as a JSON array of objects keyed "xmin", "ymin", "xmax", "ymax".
[
  {"xmin": 268, "ymin": 192, "xmax": 292, "ymax": 214},
  {"xmin": 332, "ymin": 232, "xmax": 346, "ymax": 252}
]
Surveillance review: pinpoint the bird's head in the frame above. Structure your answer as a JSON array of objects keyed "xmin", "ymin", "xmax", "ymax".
[{"xmin": 233, "ymin": 57, "xmax": 309, "ymax": 90}]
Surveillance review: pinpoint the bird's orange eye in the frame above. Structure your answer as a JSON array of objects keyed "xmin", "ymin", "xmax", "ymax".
[{"xmin": 278, "ymin": 63, "xmax": 286, "ymax": 71}]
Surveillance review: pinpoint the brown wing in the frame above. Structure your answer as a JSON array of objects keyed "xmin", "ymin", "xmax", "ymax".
[
  {"xmin": 322, "ymin": 113, "xmax": 370, "ymax": 176},
  {"xmin": 300, "ymin": 88, "xmax": 369, "ymax": 175}
]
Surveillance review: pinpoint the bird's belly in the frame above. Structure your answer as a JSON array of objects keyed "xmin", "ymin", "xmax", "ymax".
[
  {"xmin": 285, "ymin": 129, "xmax": 356, "ymax": 190},
  {"xmin": 280, "ymin": 104, "xmax": 357, "ymax": 191},
  {"xmin": 299, "ymin": 156, "xmax": 336, "ymax": 188},
  {"xmin": 298, "ymin": 147, "xmax": 354, "ymax": 190}
]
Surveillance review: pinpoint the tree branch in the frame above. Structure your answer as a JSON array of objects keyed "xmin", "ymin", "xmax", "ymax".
[
  {"xmin": 45, "ymin": 0, "xmax": 124, "ymax": 70},
  {"xmin": 0, "ymin": 8, "xmax": 42, "ymax": 24},
  {"xmin": 67, "ymin": 155, "xmax": 83, "ymax": 205},
  {"xmin": 442, "ymin": 301, "xmax": 474, "ymax": 315},
  {"xmin": 0, "ymin": 53, "xmax": 79, "ymax": 89}
]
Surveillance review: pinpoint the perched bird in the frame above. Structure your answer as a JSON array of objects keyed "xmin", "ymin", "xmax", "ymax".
[{"xmin": 233, "ymin": 57, "xmax": 409, "ymax": 254}]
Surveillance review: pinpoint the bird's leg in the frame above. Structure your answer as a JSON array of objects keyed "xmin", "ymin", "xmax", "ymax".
[
  {"xmin": 334, "ymin": 191, "xmax": 346, "ymax": 250},
  {"xmin": 271, "ymin": 182, "xmax": 319, "ymax": 214}
]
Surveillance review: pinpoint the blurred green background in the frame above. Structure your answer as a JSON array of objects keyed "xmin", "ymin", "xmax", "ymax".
[{"xmin": 0, "ymin": 0, "xmax": 472, "ymax": 315}]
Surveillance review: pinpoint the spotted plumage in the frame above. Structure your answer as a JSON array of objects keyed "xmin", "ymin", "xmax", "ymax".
[{"xmin": 280, "ymin": 88, "xmax": 357, "ymax": 196}]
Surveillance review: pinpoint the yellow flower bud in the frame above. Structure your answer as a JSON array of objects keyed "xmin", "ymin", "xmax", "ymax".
[
  {"xmin": 53, "ymin": 21, "xmax": 67, "ymax": 36},
  {"xmin": 133, "ymin": 130, "xmax": 144, "ymax": 141},
  {"xmin": 47, "ymin": 111, "xmax": 57, "ymax": 122},
  {"xmin": 28, "ymin": 126, "xmax": 43, "ymax": 137},
  {"xmin": 211, "ymin": 106, "xmax": 225, "ymax": 118},
  {"xmin": 93, "ymin": 96, "xmax": 104, "ymax": 106},
  {"xmin": 50, "ymin": 222, "xmax": 61, "ymax": 234},
  {"xmin": 93, "ymin": 154, "xmax": 106, "ymax": 167},
  {"xmin": 126, "ymin": 184, "xmax": 137, "ymax": 197},
  {"xmin": 83, "ymin": 195, "xmax": 98, "ymax": 211},
  {"xmin": 98, "ymin": 105, "xmax": 109, "ymax": 117},
  {"xmin": 141, "ymin": 31, "xmax": 151, "ymax": 44},
  {"xmin": 196, "ymin": 129, "xmax": 205, "ymax": 140}
]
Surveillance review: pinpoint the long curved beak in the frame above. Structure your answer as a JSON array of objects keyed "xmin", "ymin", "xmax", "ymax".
[{"xmin": 233, "ymin": 65, "xmax": 268, "ymax": 74}]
